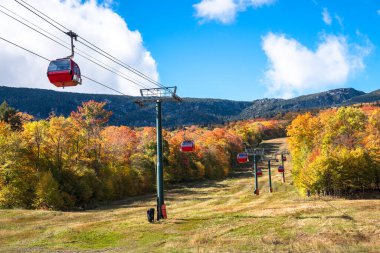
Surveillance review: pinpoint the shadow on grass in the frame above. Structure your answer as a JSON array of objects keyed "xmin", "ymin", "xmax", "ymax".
[
  {"xmin": 93, "ymin": 194, "xmax": 156, "ymax": 211},
  {"xmin": 295, "ymin": 216, "xmax": 321, "ymax": 220},
  {"xmin": 326, "ymin": 215, "xmax": 354, "ymax": 221},
  {"xmin": 345, "ymin": 192, "xmax": 380, "ymax": 200},
  {"xmin": 259, "ymin": 142, "xmax": 282, "ymax": 155},
  {"xmin": 294, "ymin": 214, "xmax": 354, "ymax": 221},
  {"xmin": 173, "ymin": 214, "xmax": 273, "ymax": 224},
  {"xmin": 93, "ymin": 171, "xmax": 254, "ymax": 212}
]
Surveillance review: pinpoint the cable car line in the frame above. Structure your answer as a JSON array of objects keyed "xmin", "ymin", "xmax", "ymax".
[
  {"xmin": 13, "ymin": 0, "xmax": 69, "ymax": 33},
  {"xmin": 0, "ymin": 9, "xmax": 153, "ymax": 90},
  {"xmin": 12, "ymin": 0, "xmax": 174, "ymax": 94},
  {"xmin": 76, "ymin": 50, "xmax": 153, "ymax": 90},
  {"xmin": 81, "ymin": 75, "xmax": 130, "ymax": 97},
  {"xmin": 0, "ymin": 4, "xmax": 67, "ymax": 47},
  {"xmin": 0, "ymin": 35, "xmax": 130, "ymax": 97},
  {"xmin": 0, "ymin": 6, "xmax": 69, "ymax": 51},
  {"xmin": 13, "ymin": 0, "xmax": 159, "ymax": 87},
  {"xmin": 76, "ymin": 38, "xmax": 166, "ymax": 89},
  {"xmin": 0, "ymin": 4, "xmax": 154, "ymax": 89},
  {"xmin": 76, "ymin": 39, "xmax": 162, "ymax": 88},
  {"xmin": 0, "ymin": 36, "xmax": 50, "ymax": 62}
]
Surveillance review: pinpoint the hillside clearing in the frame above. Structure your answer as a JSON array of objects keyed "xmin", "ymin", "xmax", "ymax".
[{"xmin": 0, "ymin": 138, "xmax": 379, "ymax": 252}]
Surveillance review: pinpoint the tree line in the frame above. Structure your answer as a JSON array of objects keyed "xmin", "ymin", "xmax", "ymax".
[
  {"xmin": 287, "ymin": 106, "xmax": 380, "ymax": 196},
  {"xmin": 0, "ymin": 101, "xmax": 286, "ymax": 210}
]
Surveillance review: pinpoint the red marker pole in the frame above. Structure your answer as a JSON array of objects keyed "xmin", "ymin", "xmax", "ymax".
[
  {"xmin": 281, "ymin": 154, "xmax": 285, "ymax": 183},
  {"xmin": 254, "ymin": 155, "xmax": 259, "ymax": 195}
]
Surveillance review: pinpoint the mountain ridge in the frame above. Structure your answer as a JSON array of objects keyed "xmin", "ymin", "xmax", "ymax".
[{"xmin": 0, "ymin": 86, "xmax": 379, "ymax": 127}]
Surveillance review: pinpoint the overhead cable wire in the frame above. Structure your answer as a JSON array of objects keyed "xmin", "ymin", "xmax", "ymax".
[
  {"xmin": 11, "ymin": 0, "xmax": 155, "ymax": 89},
  {"xmin": 0, "ymin": 36, "xmax": 50, "ymax": 61},
  {"xmin": 0, "ymin": 35, "xmax": 130, "ymax": 97},
  {"xmin": 81, "ymin": 75, "xmax": 129, "ymax": 96},
  {"xmin": 13, "ymin": 0, "xmax": 174, "ymax": 93},
  {"xmin": 0, "ymin": 4, "xmax": 68, "ymax": 47},
  {"xmin": 14, "ymin": 0, "xmax": 69, "ymax": 33},
  {"xmin": 77, "ymin": 38, "xmax": 165, "ymax": 88},
  {"xmin": 0, "ymin": 8, "xmax": 152, "ymax": 89},
  {"xmin": 0, "ymin": 3, "xmax": 153, "ymax": 89}
]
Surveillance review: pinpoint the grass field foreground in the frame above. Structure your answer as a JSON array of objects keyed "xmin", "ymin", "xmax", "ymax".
[{"xmin": 0, "ymin": 138, "xmax": 379, "ymax": 252}]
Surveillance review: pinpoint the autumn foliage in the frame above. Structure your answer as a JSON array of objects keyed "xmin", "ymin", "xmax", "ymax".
[
  {"xmin": 0, "ymin": 101, "xmax": 285, "ymax": 210},
  {"xmin": 287, "ymin": 106, "xmax": 380, "ymax": 196}
]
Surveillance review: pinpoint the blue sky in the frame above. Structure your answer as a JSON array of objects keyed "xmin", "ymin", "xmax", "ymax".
[
  {"xmin": 114, "ymin": 0, "xmax": 380, "ymax": 100},
  {"xmin": 0, "ymin": 0, "xmax": 379, "ymax": 101}
]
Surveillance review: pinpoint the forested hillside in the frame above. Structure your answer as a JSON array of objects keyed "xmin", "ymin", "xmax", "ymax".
[
  {"xmin": 0, "ymin": 86, "xmax": 251, "ymax": 127},
  {"xmin": 1, "ymin": 86, "xmax": 379, "ymax": 127},
  {"xmin": 0, "ymin": 100, "xmax": 286, "ymax": 210}
]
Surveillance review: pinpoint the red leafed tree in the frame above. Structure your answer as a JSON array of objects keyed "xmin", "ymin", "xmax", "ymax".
[{"xmin": 71, "ymin": 100, "xmax": 112, "ymax": 169}]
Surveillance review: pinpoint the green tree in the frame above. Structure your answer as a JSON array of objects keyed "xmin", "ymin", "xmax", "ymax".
[
  {"xmin": 34, "ymin": 171, "xmax": 63, "ymax": 210},
  {"xmin": 0, "ymin": 101, "xmax": 22, "ymax": 131}
]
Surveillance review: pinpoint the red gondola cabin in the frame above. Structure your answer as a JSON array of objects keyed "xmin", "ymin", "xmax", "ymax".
[
  {"xmin": 257, "ymin": 168, "xmax": 263, "ymax": 176},
  {"xmin": 278, "ymin": 166, "xmax": 284, "ymax": 173},
  {"xmin": 282, "ymin": 156, "xmax": 287, "ymax": 162},
  {"xmin": 237, "ymin": 152, "xmax": 249, "ymax": 164},
  {"xmin": 181, "ymin": 140, "xmax": 195, "ymax": 152},
  {"xmin": 47, "ymin": 58, "xmax": 82, "ymax": 87}
]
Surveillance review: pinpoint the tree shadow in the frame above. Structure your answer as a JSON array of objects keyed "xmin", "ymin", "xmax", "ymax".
[
  {"xmin": 92, "ymin": 193, "xmax": 156, "ymax": 211},
  {"xmin": 91, "ymin": 172, "xmax": 253, "ymax": 212},
  {"xmin": 295, "ymin": 216, "xmax": 321, "ymax": 220},
  {"xmin": 165, "ymin": 196, "xmax": 214, "ymax": 203},
  {"xmin": 345, "ymin": 193, "xmax": 380, "ymax": 200},
  {"xmin": 228, "ymin": 171, "xmax": 255, "ymax": 179},
  {"xmin": 259, "ymin": 142, "xmax": 282, "ymax": 155},
  {"xmin": 172, "ymin": 214, "xmax": 273, "ymax": 224},
  {"xmin": 326, "ymin": 215, "xmax": 354, "ymax": 221}
]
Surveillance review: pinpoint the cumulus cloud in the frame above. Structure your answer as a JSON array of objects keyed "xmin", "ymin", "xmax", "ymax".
[
  {"xmin": 193, "ymin": 0, "xmax": 238, "ymax": 24},
  {"xmin": 262, "ymin": 33, "xmax": 372, "ymax": 98},
  {"xmin": 322, "ymin": 8, "xmax": 332, "ymax": 25},
  {"xmin": 0, "ymin": 0, "xmax": 158, "ymax": 95},
  {"xmin": 194, "ymin": 0, "xmax": 276, "ymax": 24}
]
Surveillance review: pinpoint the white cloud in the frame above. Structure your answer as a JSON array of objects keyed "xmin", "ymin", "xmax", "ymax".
[
  {"xmin": 194, "ymin": 0, "xmax": 276, "ymax": 24},
  {"xmin": 0, "ymin": 0, "xmax": 158, "ymax": 95},
  {"xmin": 249, "ymin": 0, "xmax": 276, "ymax": 8},
  {"xmin": 322, "ymin": 8, "xmax": 332, "ymax": 25},
  {"xmin": 193, "ymin": 0, "xmax": 238, "ymax": 24},
  {"xmin": 262, "ymin": 33, "xmax": 372, "ymax": 98}
]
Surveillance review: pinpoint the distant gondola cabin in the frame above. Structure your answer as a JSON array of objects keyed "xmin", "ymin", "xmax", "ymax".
[
  {"xmin": 47, "ymin": 58, "xmax": 82, "ymax": 87},
  {"xmin": 278, "ymin": 166, "xmax": 284, "ymax": 173},
  {"xmin": 181, "ymin": 140, "xmax": 195, "ymax": 152},
  {"xmin": 257, "ymin": 168, "xmax": 263, "ymax": 176},
  {"xmin": 237, "ymin": 153, "xmax": 249, "ymax": 164}
]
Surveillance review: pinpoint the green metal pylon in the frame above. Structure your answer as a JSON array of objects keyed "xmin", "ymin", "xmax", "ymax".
[
  {"xmin": 268, "ymin": 160, "xmax": 273, "ymax": 192},
  {"xmin": 136, "ymin": 87, "xmax": 181, "ymax": 223},
  {"xmin": 156, "ymin": 100, "xmax": 164, "ymax": 220}
]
